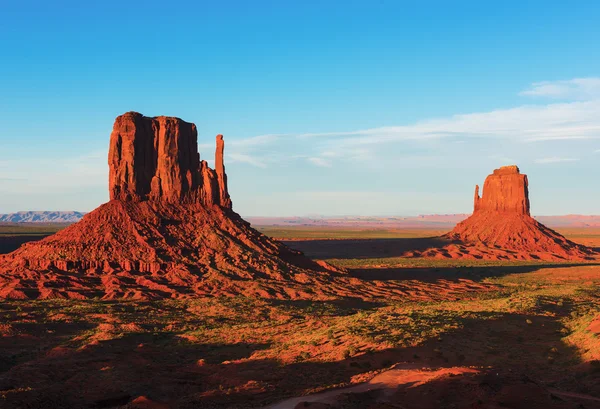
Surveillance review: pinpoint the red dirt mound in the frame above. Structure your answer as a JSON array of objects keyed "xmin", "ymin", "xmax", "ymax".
[
  {"xmin": 410, "ymin": 166, "xmax": 596, "ymax": 261},
  {"xmin": 0, "ymin": 112, "xmax": 345, "ymax": 300},
  {"xmin": 0, "ymin": 200, "xmax": 349, "ymax": 300}
]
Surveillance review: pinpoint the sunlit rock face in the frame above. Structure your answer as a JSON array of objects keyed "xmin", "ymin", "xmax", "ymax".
[
  {"xmin": 108, "ymin": 112, "xmax": 231, "ymax": 208},
  {"xmin": 473, "ymin": 165, "xmax": 530, "ymax": 216}
]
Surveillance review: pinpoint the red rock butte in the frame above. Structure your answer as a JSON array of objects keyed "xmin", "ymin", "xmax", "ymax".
[
  {"xmin": 108, "ymin": 112, "xmax": 231, "ymax": 207},
  {"xmin": 0, "ymin": 112, "xmax": 348, "ymax": 300},
  {"xmin": 473, "ymin": 165, "xmax": 530, "ymax": 215},
  {"xmin": 440, "ymin": 166, "xmax": 596, "ymax": 261}
]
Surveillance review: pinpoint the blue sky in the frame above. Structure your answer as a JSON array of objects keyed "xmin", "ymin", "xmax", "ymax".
[{"xmin": 1, "ymin": 0, "xmax": 599, "ymax": 216}]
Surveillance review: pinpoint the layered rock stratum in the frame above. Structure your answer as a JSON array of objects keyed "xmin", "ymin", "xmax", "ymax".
[{"xmin": 407, "ymin": 166, "xmax": 597, "ymax": 261}]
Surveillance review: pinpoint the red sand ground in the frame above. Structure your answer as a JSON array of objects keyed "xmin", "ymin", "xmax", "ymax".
[{"xmin": 2, "ymin": 263, "xmax": 600, "ymax": 408}]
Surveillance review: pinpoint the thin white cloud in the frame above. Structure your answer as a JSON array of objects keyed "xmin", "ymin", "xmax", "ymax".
[
  {"xmin": 210, "ymin": 78, "xmax": 600, "ymax": 171},
  {"xmin": 307, "ymin": 157, "xmax": 332, "ymax": 167},
  {"xmin": 0, "ymin": 150, "xmax": 107, "ymax": 194},
  {"xmin": 228, "ymin": 134, "xmax": 282, "ymax": 147},
  {"xmin": 534, "ymin": 157, "xmax": 580, "ymax": 164},
  {"xmin": 226, "ymin": 153, "xmax": 267, "ymax": 168},
  {"xmin": 489, "ymin": 154, "xmax": 515, "ymax": 164},
  {"xmin": 236, "ymin": 190, "xmax": 467, "ymax": 217},
  {"xmin": 308, "ymin": 148, "xmax": 375, "ymax": 165},
  {"xmin": 199, "ymin": 134, "xmax": 282, "ymax": 151},
  {"xmin": 520, "ymin": 77, "xmax": 600, "ymax": 100},
  {"xmin": 303, "ymin": 100, "xmax": 600, "ymax": 145},
  {"xmin": 219, "ymin": 95, "xmax": 600, "ymax": 171}
]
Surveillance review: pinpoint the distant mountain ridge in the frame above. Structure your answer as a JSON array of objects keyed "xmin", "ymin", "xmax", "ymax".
[
  {"xmin": 2, "ymin": 211, "xmax": 600, "ymax": 227},
  {"xmin": 0, "ymin": 211, "xmax": 86, "ymax": 223},
  {"xmin": 246, "ymin": 214, "xmax": 600, "ymax": 228}
]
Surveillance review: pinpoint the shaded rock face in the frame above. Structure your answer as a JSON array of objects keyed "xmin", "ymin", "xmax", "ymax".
[
  {"xmin": 473, "ymin": 165, "xmax": 530, "ymax": 215},
  {"xmin": 108, "ymin": 112, "xmax": 231, "ymax": 208}
]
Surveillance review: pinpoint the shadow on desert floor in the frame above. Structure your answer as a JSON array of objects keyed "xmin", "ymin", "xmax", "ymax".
[
  {"xmin": 347, "ymin": 263, "xmax": 600, "ymax": 282},
  {"xmin": 283, "ymin": 237, "xmax": 451, "ymax": 260},
  {"xmin": 1, "ymin": 300, "xmax": 597, "ymax": 408},
  {"xmin": 0, "ymin": 234, "xmax": 55, "ymax": 255}
]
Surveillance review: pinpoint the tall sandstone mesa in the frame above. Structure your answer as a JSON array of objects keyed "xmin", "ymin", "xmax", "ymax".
[
  {"xmin": 0, "ymin": 112, "xmax": 343, "ymax": 300},
  {"xmin": 473, "ymin": 165, "xmax": 530, "ymax": 215},
  {"xmin": 108, "ymin": 112, "xmax": 231, "ymax": 207}
]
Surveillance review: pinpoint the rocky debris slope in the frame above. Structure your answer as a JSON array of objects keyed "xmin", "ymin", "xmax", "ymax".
[{"xmin": 407, "ymin": 166, "xmax": 597, "ymax": 261}]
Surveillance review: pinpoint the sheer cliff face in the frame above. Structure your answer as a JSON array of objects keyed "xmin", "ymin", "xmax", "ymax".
[
  {"xmin": 108, "ymin": 112, "xmax": 231, "ymax": 208},
  {"xmin": 473, "ymin": 165, "xmax": 530, "ymax": 216}
]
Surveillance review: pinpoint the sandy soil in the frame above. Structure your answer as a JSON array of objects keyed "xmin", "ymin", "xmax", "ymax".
[{"xmin": 0, "ymin": 228, "xmax": 600, "ymax": 408}]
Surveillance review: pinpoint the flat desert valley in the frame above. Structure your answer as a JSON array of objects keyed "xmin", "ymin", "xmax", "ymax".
[{"xmin": 1, "ymin": 221, "xmax": 600, "ymax": 408}]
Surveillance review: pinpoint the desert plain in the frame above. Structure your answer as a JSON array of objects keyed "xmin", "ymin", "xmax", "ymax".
[
  {"xmin": 0, "ymin": 113, "xmax": 599, "ymax": 409},
  {"xmin": 1, "ymin": 223, "xmax": 600, "ymax": 408}
]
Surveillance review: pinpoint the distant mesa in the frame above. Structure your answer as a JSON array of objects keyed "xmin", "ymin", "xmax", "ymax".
[
  {"xmin": 410, "ymin": 165, "xmax": 597, "ymax": 261},
  {"xmin": 0, "ymin": 112, "xmax": 343, "ymax": 300}
]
